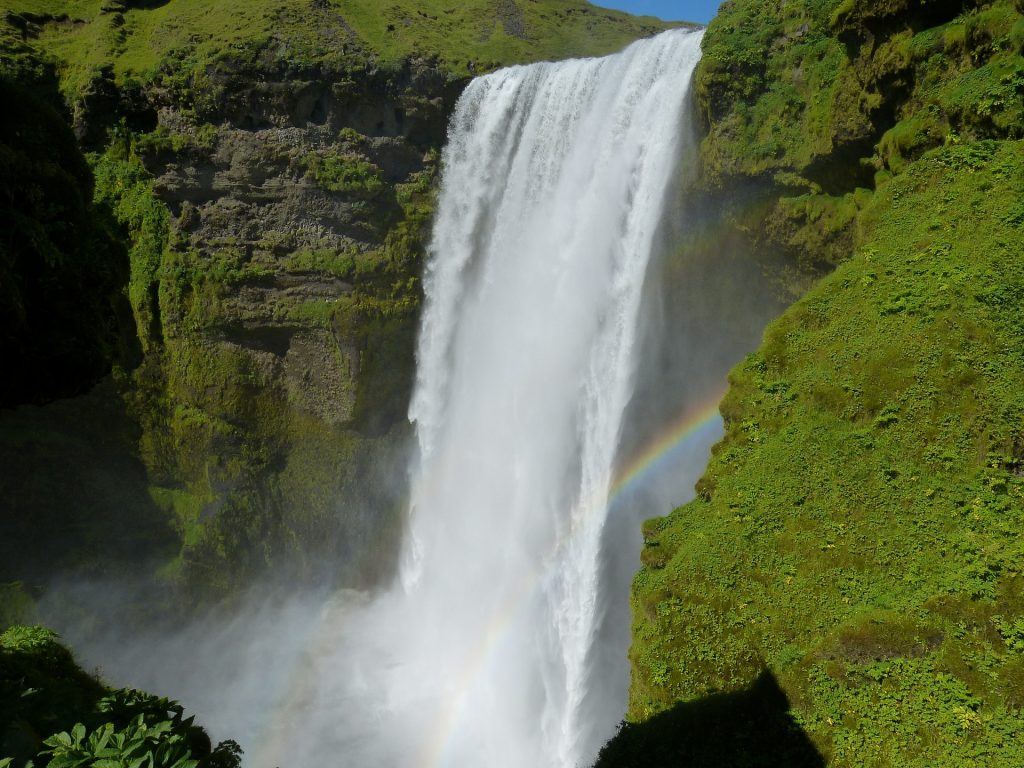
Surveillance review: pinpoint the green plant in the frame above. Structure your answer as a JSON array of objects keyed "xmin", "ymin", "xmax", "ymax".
[
  {"xmin": 43, "ymin": 718, "xmax": 198, "ymax": 768},
  {"xmin": 302, "ymin": 152, "xmax": 385, "ymax": 196},
  {"xmin": 1, "ymin": 627, "xmax": 241, "ymax": 768}
]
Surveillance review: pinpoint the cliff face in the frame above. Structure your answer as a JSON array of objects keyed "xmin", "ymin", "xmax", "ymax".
[
  {"xmin": 107, "ymin": 54, "xmax": 454, "ymax": 596},
  {"xmin": 615, "ymin": 1, "xmax": 1024, "ymax": 765},
  {"xmin": 0, "ymin": 0, "xmax": 675, "ymax": 601}
]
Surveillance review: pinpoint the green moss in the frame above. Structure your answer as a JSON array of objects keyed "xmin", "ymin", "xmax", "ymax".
[
  {"xmin": 303, "ymin": 152, "xmax": 385, "ymax": 197},
  {"xmin": 698, "ymin": 0, "xmax": 1023, "ymax": 195},
  {"xmin": 284, "ymin": 299, "xmax": 345, "ymax": 329},
  {"xmin": 770, "ymin": 191, "xmax": 867, "ymax": 270},
  {"xmin": 627, "ymin": 141, "xmax": 1024, "ymax": 765},
  {"xmin": 2, "ymin": 0, "xmax": 680, "ymax": 109},
  {"xmin": 697, "ymin": 0, "xmax": 846, "ymax": 180},
  {"xmin": 876, "ymin": 110, "xmax": 947, "ymax": 174},
  {"xmin": 90, "ymin": 132, "xmax": 171, "ymax": 351},
  {"xmin": 148, "ymin": 487, "xmax": 209, "ymax": 549},
  {"xmin": 284, "ymin": 247, "xmax": 359, "ymax": 279},
  {"xmin": 135, "ymin": 122, "xmax": 219, "ymax": 155}
]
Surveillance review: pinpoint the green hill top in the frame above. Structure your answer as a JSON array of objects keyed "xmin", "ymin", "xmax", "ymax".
[{"xmin": 1, "ymin": 0, "xmax": 685, "ymax": 104}]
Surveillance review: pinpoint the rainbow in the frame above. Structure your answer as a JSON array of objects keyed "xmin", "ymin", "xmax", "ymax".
[
  {"xmin": 608, "ymin": 391, "xmax": 725, "ymax": 503},
  {"xmin": 250, "ymin": 391, "xmax": 726, "ymax": 768},
  {"xmin": 419, "ymin": 390, "xmax": 726, "ymax": 768}
]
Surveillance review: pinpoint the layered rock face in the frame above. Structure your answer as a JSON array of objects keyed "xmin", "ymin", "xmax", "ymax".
[
  {"xmin": 1, "ymin": 8, "xmax": 457, "ymax": 598},
  {"xmin": 124, "ymin": 56, "xmax": 452, "ymax": 595},
  {"xmin": 2, "ymin": 49, "xmax": 453, "ymax": 597}
]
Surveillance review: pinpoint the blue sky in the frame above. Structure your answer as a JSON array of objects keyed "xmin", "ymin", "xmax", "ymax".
[{"xmin": 592, "ymin": 1, "xmax": 722, "ymax": 24}]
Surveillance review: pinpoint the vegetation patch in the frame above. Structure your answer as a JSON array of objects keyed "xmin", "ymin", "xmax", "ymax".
[
  {"xmin": 302, "ymin": 151, "xmax": 385, "ymax": 197},
  {"xmin": 0, "ymin": 626, "xmax": 240, "ymax": 768},
  {"xmin": 0, "ymin": 0, "xmax": 679, "ymax": 110},
  {"xmin": 626, "ymin": 140, "xmax": 1024, "ymax": 765},
  {"xmin": 90, "ymin": 130, "xmax": 171, "ymax": 352}
]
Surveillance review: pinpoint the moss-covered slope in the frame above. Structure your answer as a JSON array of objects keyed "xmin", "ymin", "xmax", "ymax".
[
  {"xmin": 619, "ymin": 1, "xmax": 1024, "ymax": 765},
  {"xmin": 1, "ymin": 0, "xmax": 676, "ymax": 107},
  {"xmin": 689, "ymin": 0, "xmax": 1024, "ymax": 289},
  {"xmin": 624, "ymin": 139, "xmax": 1024, "ymax": 766}
]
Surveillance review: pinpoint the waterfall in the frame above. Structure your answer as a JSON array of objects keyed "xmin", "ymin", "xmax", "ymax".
[
  {"xmin": 326, "ymin": 28, "xmax": 706, "ymax": 768},
  {"xmin": 48, "ymin": 28, "xmax": 709, "ymax": 768}
]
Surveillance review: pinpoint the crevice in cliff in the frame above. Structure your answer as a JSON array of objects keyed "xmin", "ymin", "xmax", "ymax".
[{"xmin": 832, "ymin": 0, "xmax": 980, "ymax": 55}]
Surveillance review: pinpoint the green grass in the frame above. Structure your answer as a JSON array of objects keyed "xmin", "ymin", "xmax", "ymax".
[
  {"xmin": 303, "ymin": 151, "xmax": 385, "ymax": 197},
  {"xmin": 628, "ymin": 139, "xmax": 1024, "ymax": 766},
  {"xmin": 1, "ymin": 0, "xmax": 681, "ymax": 105},
  {"xmin": 698, "ymin": 0, "xmax": 1023, "ymax": 185},
  {"xmin": 334, "ymin": 0, "xmax": 679, "ymax": 70}
]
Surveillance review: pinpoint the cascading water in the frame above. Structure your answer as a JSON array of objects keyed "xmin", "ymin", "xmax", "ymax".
[
  {"xmin": 43, "ymin": 27, "xmax": 711, "ymax": 768},
  {"xmin": 302, "ymin": 28, "xmax": 707, "ymax": 768}
]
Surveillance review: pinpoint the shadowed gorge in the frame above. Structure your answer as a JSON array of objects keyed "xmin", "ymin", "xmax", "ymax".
[{"xmin": 0, "ymin": 76, "xmax": 138, "ymax": 407}]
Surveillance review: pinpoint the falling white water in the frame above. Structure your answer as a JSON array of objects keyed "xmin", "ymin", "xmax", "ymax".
[
  {"xmin": 44, "ymin": 28, "xmax": 708, "ymax": 768},
  {"xmin": 340, "ymin": 28, "xmax": 707, "ymax": 768}
]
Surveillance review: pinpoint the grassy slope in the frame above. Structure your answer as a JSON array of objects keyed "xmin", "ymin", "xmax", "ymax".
[
  {"xmin": 631, "ymin": 141, "xmax": 1024, "ymax": 765},
  {"xmin": 334, "ymin": 0, "xmax": 677, "ymax": 67},
  {"xmin": 626, "ymin": 0, "xmax": 1024, "ymax": 764},
  {"xmin": 1, "ymin": 0, "xmax": 677, "ymax": 103}
]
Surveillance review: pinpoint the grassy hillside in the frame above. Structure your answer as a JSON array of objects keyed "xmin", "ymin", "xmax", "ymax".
[
  {"xmin": 617, "ymin": 0, "xmax": 1024, "ymax": 765},
  {"xmin": 1, "ymin": 0, "xmax": 676, "ymax": 105},
  {"xmin": 625, "ymin": 139, "xmax": 1024, "ymax": 766}
]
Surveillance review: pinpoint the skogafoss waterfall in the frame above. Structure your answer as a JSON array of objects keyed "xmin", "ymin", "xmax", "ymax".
[
  {"xmin": 315, "ymin": 28, "xmax": 706, "ymax": 768},
  {"xmin": 46, "ymin": 28, "xmax": 708, "ymax": 768}
]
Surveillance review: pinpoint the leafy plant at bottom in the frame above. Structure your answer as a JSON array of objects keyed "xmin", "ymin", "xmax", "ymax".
[{"xmin": 43, "ymin": 717, "xmax": 198, "ymax": 768}]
